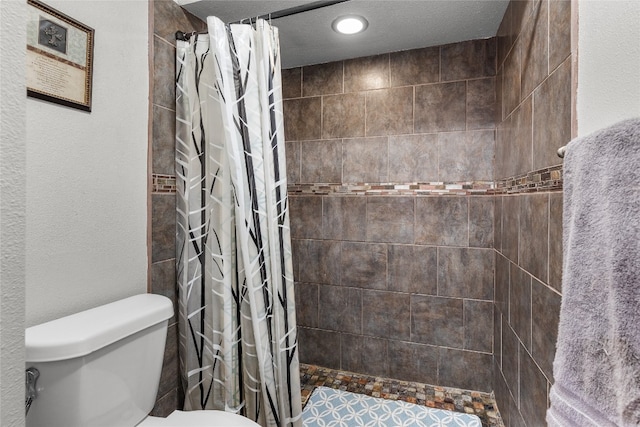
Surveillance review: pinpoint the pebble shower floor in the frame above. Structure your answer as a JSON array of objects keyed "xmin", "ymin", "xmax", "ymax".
[{"xmin": 299, "ymin": 364, "xmax": 504, "ymax": 427}]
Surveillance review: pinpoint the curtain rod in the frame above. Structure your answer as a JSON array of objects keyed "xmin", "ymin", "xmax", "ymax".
[{"xmin": 176, "ymin": 0, "xmax": 350, "ymax": 41}]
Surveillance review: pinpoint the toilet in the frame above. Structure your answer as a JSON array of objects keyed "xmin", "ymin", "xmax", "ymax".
[{"xmin": 25, "ymin": 294, "xmax": 260, "ymax": 427}]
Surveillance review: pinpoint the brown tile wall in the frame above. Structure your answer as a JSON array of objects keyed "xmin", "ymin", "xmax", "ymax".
[
  {"xmin": 148, "ymin": 0, "xmax": 206, "ymax": 417},
  {"xmin": 284, "ymin": 39, "xmax": 497, "ymax": 185},
  {"xmin": 284, "ymin": 38, "xmax": 497, "ymax": 393},
  {"xmin": 493, "ymin": 0, "xmax": 572, "ymax": 425},
  {"xmin": 292, "ymin": 195, "xmax": 495, "ymax": 392}
]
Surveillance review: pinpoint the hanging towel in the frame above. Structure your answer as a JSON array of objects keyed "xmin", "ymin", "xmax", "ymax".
[{"xmin": 547, "ymin": 118, "xmax": 640, "ymax": 427}]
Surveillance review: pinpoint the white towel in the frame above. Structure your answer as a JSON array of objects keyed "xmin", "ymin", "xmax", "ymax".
[{"xmin": 547, "ymin": 118, "xmax": 640, "ymax": 426}]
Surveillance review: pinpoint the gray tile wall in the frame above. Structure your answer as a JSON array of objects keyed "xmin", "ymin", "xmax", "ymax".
[
  {"xmin": 493, "ymin": 0, "xmax": 571, "ymax": 425},
  {"xmin": 284, "ymin": 38, "xmax": 497, "ymax": 185},
  {"xmin": 286, "ymin": 2, "xmax": 573, "ymax": 418},
  {"xmin": 284, "ymin": 38, "xmax": 498, "ymax": 393},
  {"xmin": 292, "ymin": 195, "xmax": 495, "ymax": 392},
  {"xmin": 149, "ymin": 0, "xmax": 206, "ymax": 417},
  {"xmin": 283, "ymin": 39, "xmax": 496, "ymax": 391}
]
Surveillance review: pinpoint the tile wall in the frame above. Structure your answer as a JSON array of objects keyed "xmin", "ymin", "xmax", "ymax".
[
  {"xmin": 283, "ymin": 39, "xmax": 497, "ymax": 185},
  {"xmin": 493, "ymin": 0, "xmax": 572, "ymax": 425},
  {"xmin": 283, "ymin": 38, "xmax": 498, "ymax": 393},
  {"xmin": 148, "ymin": 0, "xmax": 205, "ymax": 416}
]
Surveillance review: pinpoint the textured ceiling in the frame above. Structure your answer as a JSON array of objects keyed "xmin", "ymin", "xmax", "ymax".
[{"xmin": 175, "ymin": 0, "xmax": 509, "ymax": 69}]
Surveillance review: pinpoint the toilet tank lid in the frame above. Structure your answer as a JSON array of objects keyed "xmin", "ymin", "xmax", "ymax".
[{"xmin": 26, "ymin": 294, "xmax": 174, "ymax": 363}]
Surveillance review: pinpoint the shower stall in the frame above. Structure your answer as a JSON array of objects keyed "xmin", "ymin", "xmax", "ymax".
[{"xmin": 149, "ymin": 1, "xmax": 570, "ymax": 425}]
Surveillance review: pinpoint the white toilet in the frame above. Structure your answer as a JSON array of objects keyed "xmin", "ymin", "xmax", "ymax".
[{"xmin": 25, "ymin": 294, "xmax": 260, "ymax": 427}]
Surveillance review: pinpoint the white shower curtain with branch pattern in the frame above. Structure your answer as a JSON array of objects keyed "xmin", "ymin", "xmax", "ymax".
[{"xmin": 175, "ymin": 16, "xmax": 301, "ymax": 427}]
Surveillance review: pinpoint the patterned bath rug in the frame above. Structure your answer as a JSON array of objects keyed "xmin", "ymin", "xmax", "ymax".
[{"xmin": 302, "ymin": 386, "xmax": 482, "ymax": 427}]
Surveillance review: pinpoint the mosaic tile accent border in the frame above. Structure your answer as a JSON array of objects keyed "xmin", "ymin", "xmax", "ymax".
[
  {"xmin": 150, "ymin": 165, "xmax": 562, "ymax": 196},
  {"xmin": 495, "ymin": 164, "xmax": 563, "ymax": 194},
  {"xmin": 288, "ymin": 181, "xmax": 495, "ymax": 196},
  {"xmin": 299, "ymin": 363, "xmax": 504, "ymax": 427},
  {"xmin": 288, "ymin": 165, "xmax": 563, "ymax": 196},
  {"xmin": 152, "ymin": 174, "xmax": 177, "ymax": 193}
]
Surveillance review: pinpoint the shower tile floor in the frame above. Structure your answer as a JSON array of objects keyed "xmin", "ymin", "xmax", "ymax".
[{"xmin": 299, "ymin": 363, "xmax": 504, "ymax": 427}]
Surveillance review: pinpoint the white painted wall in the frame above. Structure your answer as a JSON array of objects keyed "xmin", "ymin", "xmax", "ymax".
[
  {"xmin": 25, "ymin": 0, "xmax": 149, "ymax": 327},
  {"xmin": 577, "ymin": 0, "xmax": 640, "ymax": 136},
  {"xmin": 1, "ymin": 1, "xmax": 27, "ymax": 424}
]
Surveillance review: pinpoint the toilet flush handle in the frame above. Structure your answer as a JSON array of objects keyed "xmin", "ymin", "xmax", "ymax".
[{"xmin": 25, "ymin": 367, "xmax": 40, "ymax": 416}]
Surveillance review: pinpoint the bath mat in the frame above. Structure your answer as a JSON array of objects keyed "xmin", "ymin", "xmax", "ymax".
[{"xmin": 302, "ymin": 386, "xmax": 482, "ymax": 426}]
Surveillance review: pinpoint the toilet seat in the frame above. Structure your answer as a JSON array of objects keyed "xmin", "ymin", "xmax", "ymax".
[{"xmin": 139, "ymin": 410, "xmax": 261, "ymax": 427}]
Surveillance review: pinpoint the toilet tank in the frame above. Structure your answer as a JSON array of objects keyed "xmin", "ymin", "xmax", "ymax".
[{"xmin": 25, "ymin": 294, "xmax": 174, "ymax": 427}]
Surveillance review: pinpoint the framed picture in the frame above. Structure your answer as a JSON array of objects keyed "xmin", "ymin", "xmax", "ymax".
[{"xmin": 26, "ymin": 0, "xmax": 94, "ymax": 112}]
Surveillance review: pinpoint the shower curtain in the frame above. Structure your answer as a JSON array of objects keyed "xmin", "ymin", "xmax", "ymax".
[{"xmin": 175, "ymin": 16, "xmax": 301, "ymax": 427}]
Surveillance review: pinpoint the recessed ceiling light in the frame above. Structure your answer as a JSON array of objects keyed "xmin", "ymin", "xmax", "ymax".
[{"xmin": 332, "ymin": 15, "xmax": 368, "ymax": 35}]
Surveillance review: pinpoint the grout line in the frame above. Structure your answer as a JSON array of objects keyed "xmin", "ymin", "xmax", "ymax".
[
  {"xmin": 320, "ymin": 95, "xmax": 324, "ymax": 141},
  {"xmin": 300, "ymin": 67, "xmax": 304, "ymax": 97},
  {"xmin": 340, "ymin": 138, "xmax": 344, "ymax": 184},
  {"xmin": 364, "ymin": 90, "xmax": 368, "ymax": 137},
  {"xmin": 547, "ymin": 192, "xmax": 551, "ymax": 285},
  {"xmin": 411, "ymin": 86, "xmax": 416, "ymax": 135},
  {"xmin": 465, "ymin": 80, "xmax": 469, "ymax": 132},
  {"xmin": 506, "ymin": 257, "xmax": 511, "ymax": 324},
  {"xmin": 298, "ymin": 141, "xmax": 302, "ymax": 183},
  {"xmin": 529, "ymin": 274, "xmax": 534, "ymax": 352},
  {"xmin": 547, "ymin": 0, "xmax": 551, "ymax": 77},
  {"xmin": 320, "ymin": 194, "xmax": 325, "ymax": 240},
  {"xmin": 386, "ymin": 136, "xmax": 390, "ymax": 183},
  {"xmin": 438, "ymin": 46, "xmax": 442, "ymax": 82},
  {"xmin": 435, "ymin": 246, "xmax": 440, "ymax": 297},
  {"xmin": 436, "ymin": 133, "xmax": 441, "ymax": 182},
  {"xmin": 467, "ymin": 195, "xmax": 471, "ymax": 247},
  {"xmin": 531, "ymin": 88, "xmax": 535, "ymax": 171},
  {"xmin": 462, "ymin": 298, "xmax": 467, "ymax": 350},
  {"xmin": 341, "ymin": 61, "xmax": 345, "ymax": 94},
  {"xmin": 315, "ymin": 282, "xmax": 320, "ymax": 330},
  {"xmin": 387, "ymin": 53, "xmax": 391, "ymax": 88}
]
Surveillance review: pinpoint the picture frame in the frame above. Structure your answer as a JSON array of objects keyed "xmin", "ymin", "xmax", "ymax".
[{"xmin": 26, "ymin": 0, "xmax": 94, "ymax": 112}]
